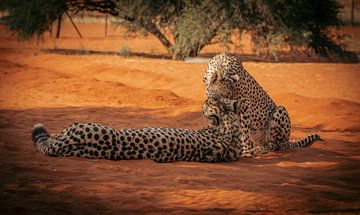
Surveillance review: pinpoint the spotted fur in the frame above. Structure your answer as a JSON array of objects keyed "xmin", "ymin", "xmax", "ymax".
[
  {"xmin": 204, "ymin": 52, "xmax": 321, "ymax": 153},
  {"xmin": 31, "ymin": 97, "xmax": 255, "ymax": 162}
]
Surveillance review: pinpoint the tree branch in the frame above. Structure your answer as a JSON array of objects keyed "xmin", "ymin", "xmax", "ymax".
[
  {"xmin": 119, "ymin": 15, "xmax": 174, "ymax": 54},
  {"xmin": 146, "ymin": 23, "xmax": 173, "ymax": 50},
  {"xmin": 65, "ymin": 0, "xmax": 118, "ymax": 16}
]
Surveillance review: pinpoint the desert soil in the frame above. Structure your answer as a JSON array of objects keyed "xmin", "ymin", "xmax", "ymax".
[{"xmin": 0, "ymin": 23, "xmax": 359, "ymax": 214}]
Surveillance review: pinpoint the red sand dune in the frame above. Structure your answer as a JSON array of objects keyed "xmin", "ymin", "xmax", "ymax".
[{"xmin": 0, "ymin": 23, "xmax": 359, "ymax": 214}]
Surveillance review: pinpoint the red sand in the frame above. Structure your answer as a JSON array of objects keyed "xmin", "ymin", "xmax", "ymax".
[{"xmin": 0, "ymin": 23, "xmax": 359, "ymax": 214}]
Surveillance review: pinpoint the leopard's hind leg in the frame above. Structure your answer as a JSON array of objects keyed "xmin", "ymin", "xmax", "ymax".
[
  {"xmin": 266, "ymin": 106, "xmax": 321, "ymax": 151},
  {"xmin": 265, "ymin": 106, "xmax": 291, "ymax": 152}
]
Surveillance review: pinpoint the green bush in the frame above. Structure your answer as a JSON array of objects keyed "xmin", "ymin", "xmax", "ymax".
[
  {"xmin": 3, "ymin": 0, "xmax": 65, "ymax": 38},
  {"xmin": 113, "ymin": 0, "xmax": 356, "ymax": 61}
]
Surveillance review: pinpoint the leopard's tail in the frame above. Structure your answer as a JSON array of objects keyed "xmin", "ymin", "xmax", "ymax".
[
  {"xmin": 281, "ymin": 134, "xmax": 322, "ymax": 149},
  {"xmin": 32, "ymin": 123, "xmax": 53, "ymax": 155}
]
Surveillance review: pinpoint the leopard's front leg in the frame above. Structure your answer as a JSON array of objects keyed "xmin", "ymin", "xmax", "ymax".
[{"xmin": 236, "ymin": 99, "xmax": 257, "ymax": 158}]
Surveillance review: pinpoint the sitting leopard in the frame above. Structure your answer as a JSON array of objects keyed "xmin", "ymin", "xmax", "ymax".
[
  {"xmin": 31, "ymin": 97, "xmax": 256, "ymax": 163},
  {"xmin": 203, "ymin": 52, "xmax": 321, "ymax": 153}
]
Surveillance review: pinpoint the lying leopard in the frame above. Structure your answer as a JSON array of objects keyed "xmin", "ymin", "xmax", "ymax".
[
  {"xmin": 31, "ymin": 97, "xmax": 256, "ymax": 163},
  {"xmin": 204, "ymin": 52, "xmax": 321, "ymax": 153}
]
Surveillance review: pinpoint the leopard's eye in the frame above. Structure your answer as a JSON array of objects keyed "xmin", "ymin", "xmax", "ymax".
[{"xmin": 226, "ymin": 77, "xmax": 235, "ymax": 83}]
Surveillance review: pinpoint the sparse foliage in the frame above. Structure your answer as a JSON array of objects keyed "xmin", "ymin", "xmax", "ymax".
[
  {"xmin": 2, "ymin": 0, "xmax": 66, "ymax": 38},
  {"xmin": 1, "ymin": 0, "xmax": 356, "ymax": 61}
]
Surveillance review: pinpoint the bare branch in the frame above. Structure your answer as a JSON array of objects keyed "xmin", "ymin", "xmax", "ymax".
[{"xmin": 65, "ymin": 0, "xmax": 118, "ymax": 16}]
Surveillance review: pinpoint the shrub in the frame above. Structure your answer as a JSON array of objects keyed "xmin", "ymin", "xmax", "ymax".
[
  {"xmin": 2, "ymin": 0, "xmax": 356, "ymax": 61},
  {"xmin": 117, "ymin": 44, "xmax": 131, "ymax": 57}
]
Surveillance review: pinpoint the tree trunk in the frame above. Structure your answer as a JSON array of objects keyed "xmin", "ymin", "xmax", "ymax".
[
  {"xmin": 105, "ymin": 13, "xmax": 108, "ymax": 37},
  {"xmin": 56, "ymin": 14, "xmax": 62, "ymax": 39},
  {"xmin": 49, "ymin": 23, "xmax": 53, "ymax": 38},
  {"xmin": 351, "ymin": 0, "xmax": 355, "ymax": 26},
  {"xmin": 66, "ymin": 11, "xmax": 82, "ymax": 38},
  {"xmin": 146, "ymin": 23, "xmax": 174, "ymax": 54},
  {"xmin": 120, "ymin": 16, "xmax": 175, "ymax": 57}
]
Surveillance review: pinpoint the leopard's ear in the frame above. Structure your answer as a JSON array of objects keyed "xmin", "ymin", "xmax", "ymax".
[
  {"xmin": 210, "ymin": 70, "xmax": 218, "ymax": 84},
  {"xmin": 220, "ymin": 98, "xmax": 239, "ymax": 113}
]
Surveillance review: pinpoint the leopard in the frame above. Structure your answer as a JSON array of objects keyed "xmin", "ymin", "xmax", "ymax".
[
  {"xmin": 203, "ymin": 52, "xmax": 321, "ymax": 153},
  {"xmin": 31, "ymin": 97, "xmax": 256, "ymax": 163}
]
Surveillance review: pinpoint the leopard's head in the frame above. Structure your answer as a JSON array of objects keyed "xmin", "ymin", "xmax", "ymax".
[
  {"xmin": 203, "ymin": 53, "xmax": 242, "ymax": 99},
  {"xmin": 202, "ymin": 96, "xmax": 240, "ymax": 127}
]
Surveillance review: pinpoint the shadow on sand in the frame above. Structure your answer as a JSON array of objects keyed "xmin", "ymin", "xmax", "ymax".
[
  {"xmin": 0, "ymin": 106, "xmax": 359, "ymax": 214},
  {"xmin": 44, "ymin": 48, "xmax": 360, "ymax": 63}
]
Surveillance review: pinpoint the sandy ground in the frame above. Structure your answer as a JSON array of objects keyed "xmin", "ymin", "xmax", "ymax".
[{"xmin": 0, "ymin": 23, "xmax": 359, "ymax": 214}]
